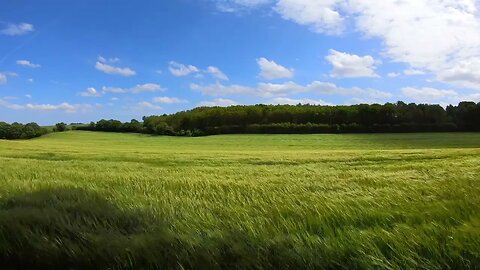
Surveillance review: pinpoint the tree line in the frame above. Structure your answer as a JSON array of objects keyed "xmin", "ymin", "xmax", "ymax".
[
  {"xmin": 0, "ymin": 122, "xmax": 72, "ymax": 140},
  {"xmin": 77, "ymin": 101, "xmax": 480, "ymax": 136},
  {"xmin": 0, "ymin": 122, "xmax": 48, "ymax": 140}
]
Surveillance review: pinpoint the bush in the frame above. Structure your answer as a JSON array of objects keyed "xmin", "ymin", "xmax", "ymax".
[{"xmin": 55, "ymin": 122, "xmax": 68, "ymax": 132}]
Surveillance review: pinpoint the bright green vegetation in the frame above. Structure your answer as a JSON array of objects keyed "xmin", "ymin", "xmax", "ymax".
[{"xmin": 1, "ymin": 131, "xmax": 480, "ymax": 269}]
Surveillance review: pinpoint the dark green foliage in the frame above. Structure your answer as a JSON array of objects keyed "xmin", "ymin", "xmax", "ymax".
[
  {"xmin": 75, "ymin": 101, "xmax": 480, "ymax": 136},
  {"xmin": 0, "ymin": 122, "xmax": 48, "ymax": 140},
  {"xmin": 78, "ymin": 119, "xmax": 146, "ymax": 133},
  {"xmin": 54, "ymin": 122, "xmax": 68, "ymax": 132},
  {"xmin": 142, "ymin": 101, "xmax": 478, "ymax": 136}
]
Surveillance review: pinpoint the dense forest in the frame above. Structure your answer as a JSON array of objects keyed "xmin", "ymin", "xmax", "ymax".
[
  {"xmin": 76, "ymin": 101, "xmax": 480, "ymax": 136},
  {"xmin": 0, "ymin": 122, "xmax": 48, "ymax": 140},
  {"xmin": 2, "ymin": 101, "xmax": 479, "ymax": 139}
]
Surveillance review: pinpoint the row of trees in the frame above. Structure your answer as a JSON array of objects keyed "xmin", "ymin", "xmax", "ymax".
[
  {"xmin": 77, "ymin": 101, "xmax": 480, "ymax": 136},
  {"xmin": 0, "ymin": 122, "xmax": 48, "ymax": 140}
]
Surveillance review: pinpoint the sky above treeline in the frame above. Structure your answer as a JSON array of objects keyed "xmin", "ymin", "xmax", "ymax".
[{"xmin": 1, "ymin": 0, "xmax": 480, "ymax": 124}]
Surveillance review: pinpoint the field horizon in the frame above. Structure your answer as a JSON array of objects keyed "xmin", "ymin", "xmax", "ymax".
[{"xmin": 1, "ymin": 131, "xmax": 479, "ymax": 269}]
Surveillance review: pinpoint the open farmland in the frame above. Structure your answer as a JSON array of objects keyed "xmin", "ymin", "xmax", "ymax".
[{"xmin": 0, "ymin": 131, "xmax": 479, "ymax": 269}]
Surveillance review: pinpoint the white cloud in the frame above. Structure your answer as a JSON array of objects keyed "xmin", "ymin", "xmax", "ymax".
[
  {"xmin": 136, "ymin": 101, "xmax": 162, "ymax": 110},
  {"xmin": 257, "ymin": 57, "xmax": 294, "ymax": 80},
  {"xmin": 191, "ymin": 81, "xmax": 391, "ymax": 100},
  {"xmin": 152, "ymin": 96, "xmax": 188, "ymax": 104},
  {"xmin": 0, "ymin": 99, "xmax": 97, "ymax": 113},
  {"xmin": 0, "ymin": 99, "xmax": 24, "ymax": 110},
  {"xmin": 198, "ymin": 98, "xmax": 238, "ymax": 107},
  {"xmin": 206, "ymin": 66, "xmax": 229, "ymax": 80},
  {"xmin": 387, "ymin": 72, "xmax": 400, "ymax": 78},
  {"xmin": 218, "ymin": 1, "xmax": 480, "ymax": 89},
  {"xmin": 131, "ymin": 83, "xmax": 164, "ymax": 93},
  {"xmin": 326, "ymin": 49, "xmax": 379, "ymax": 78},
  {"xmin": 25, "ymin": 94, "xmax": 32, "ymax": 99},
  {"xmin": 257, "ymin": 81, "xmax": 391, "ymax": 99},
  {"xmin": 95, "ymin": 57, "xmax": 136, "ymax": 77},
  {"xmin": 404, "ymin": 69, "xmax": 426, "ymax": 76},
  {"xmin": 269, "ymin": 97, "xmax": 331, "ymax": 105},
  {"xmin": 79, "ymin": 87, "xmax": 102, "ymax": 97},
  {"xmin": 28, "ymin": 78, "xmax": 34, "ymax": 83},
  {"xmin": 191, "ymin": 83, "xmax": 255, "ymax": 96},
  {"xmin": 215, "ymin": 0, "xmax": 271, "ymax": 12},
  {"xmin": 0, "ymin": 72, "xmax": 17, "ymax": 84},
  {"xmin": 168, "ymin": 61, "xmax": 200, "ymax": 77},
  {"xmin": 0, "ymin": 73, "xmax": 6, "ymax": 84},
  {"xmin": 402, "ymin": 87, "xmax": 458, "ymax": 102},
  {"xmin": 274, "ymin": 0, "xmax": 344, "ymax": 35},
  {"xmin": 101, "ymin": 83, "xmax": 164, "ymax": 94},
  {"xmin": 438, "ymin": 58, "xmax": 480, "ymax": 89},
  {"xmin": 97, "ymin": 56, "xmax": 120, "ymax": 63},
  {"xmin": 347, "ymin": 0, "xmax": 480, "ymax": 89},
  {"xmin": 16, "ymin": 60, "xmax": 41, "ymax": 68},
  {"xmin": 24, "ymin": 103, "xmax": 91, "ymax": 113},
  {"xmin": 0, "ymin": 23, "xmax": 34, "ymax": 36},
  {"xmin": 400, "ymin": 86, "xmax": 480, "ymax": 105}
]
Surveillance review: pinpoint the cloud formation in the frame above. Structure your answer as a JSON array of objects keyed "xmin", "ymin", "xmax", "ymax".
[
  {"xmin": 269, "ymin": 97, "xmax": 331, "ymax": 105},
  {"xmin": 198, "ymin": 98, "xmax": 238, "ymax": 107},
  {"xmin": 215, "ymin": 0, "xmax": 480, "ymax": 90},
  {"xmin": 95, "ymin": 56, "xmax": 136, "ymax": 76},
  {"xmin": 152, "ymin": 96, "xmax": 188, "ymax": 104},
  {"xmin": 0, "ymin": 23, "xmax": 34, "ymax": 36},
  {"xmin": 206, "ymin": 66, "xmax": 229, "ymax": 80},
  {"xmin": 257, "ymin": 57, "xmax": 294, "ymax": 80},
  {"xmin": 0, "ymin": 99, "xmax": 98, "ymax": 113},
  {"xmin": 102, "ymin": 83, "xmax": 164, "ymax": 94},
  {"xmin": 168, "ymin": 61, "xmax": 200, "ymax": 77},
  {"xmin": 191, "ymin": 80, "xmax": 391, "ymax": 100},
  {"xmin": 326, "ymin": 49, "xmax": 379, "ymax": 78},
  {"xmin": 16, "ymin": 60, "xmax": 41, "ymax": 68},
  {"xmin": 79, "ymin": 87, "xmax": 102, "ymax": 97}
]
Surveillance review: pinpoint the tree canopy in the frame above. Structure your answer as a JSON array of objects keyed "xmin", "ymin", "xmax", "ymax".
[{"xmin": 77, "ymin": 101, "xmax": 480, "ymax": 136}]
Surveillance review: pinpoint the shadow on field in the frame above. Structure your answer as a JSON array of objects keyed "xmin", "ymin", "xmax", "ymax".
[
  {"xmin": 0, "ymin": 188, "xmax": 306, "ymax": 270},
  {"xmin": 2, "ymin": 188, "xmax": 478, "ymax": 269},
  {"xmin": 0, "ymin": 188, "xmax": 182, "ymax": 269}
]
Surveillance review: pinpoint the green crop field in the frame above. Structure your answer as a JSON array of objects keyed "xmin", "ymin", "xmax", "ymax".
[{"xmin": 1, "ymin": 131, "xmax": 480, "ymax": 269}]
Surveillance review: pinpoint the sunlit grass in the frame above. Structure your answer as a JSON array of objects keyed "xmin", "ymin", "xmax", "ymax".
[{"xmin": 1, "ymin": 131, "xmax": 479, "ymax": 269}]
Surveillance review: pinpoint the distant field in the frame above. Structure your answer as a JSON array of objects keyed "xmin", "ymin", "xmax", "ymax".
[{"xmin": 1, "ymin": 131, "xmax": 479, "ymax": 269}]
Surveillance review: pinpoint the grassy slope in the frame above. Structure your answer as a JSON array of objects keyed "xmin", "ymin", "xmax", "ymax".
[{"xmin": 0, "ymin": 131, "xmax": 480, "ymax": 269}]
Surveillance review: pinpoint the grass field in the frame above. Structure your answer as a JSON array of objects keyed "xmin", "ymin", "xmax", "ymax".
[{"xmin": 1, "ymin": 131, "xmax": 480, "ymax": 269}]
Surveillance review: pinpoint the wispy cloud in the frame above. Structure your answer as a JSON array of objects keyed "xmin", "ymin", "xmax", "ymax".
[
  {"xmin": 192, "ymin": 80, "xmax": 391, "ymax": 100},
  {"xmin": 152, "ymin": 96, "xmax": 188, "ymax": 104},
  {"xmin": 198, "ymin": 98, "xmax": 238, "ymax": 107},
  {"xmin": 168, "ymin": 61, "xmax": 200, "ymax": 77},
  {"xmin": 0, "ymin": 72, "xmax": 18, "ymax": 84},
  {"xmin": 206, "ymin": 66, "xmax": 229, "ymax": 80},
  {"xmin": 0, "ymin": 23, "xmax": 34, "ymax": 36},
  {"xmin": 0, "ymin": 99, "xmax": 99, "ymax": 113},
  {"xmin": 136, "ymin": 101, "xmax": 162, "ymax": 110},
  {"xmin": 103, "ymin": 83, "xmax": 164, "ymax": 94},
  {"xmin": 95, "ymin": 56, "xmax": 136, "ymax": 76},
  {"xmin": 269, "ymin": 97, "xmax": 331, "ymax": 105},
  {"xmin": 16, "ymin": 59, "xmax": 41, "ymax": 68},
  {"xmin": 79, "ymin": 87, "xmax": 103, "ymax": 97}
]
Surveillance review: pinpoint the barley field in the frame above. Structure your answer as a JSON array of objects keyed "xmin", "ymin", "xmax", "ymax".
[{"xmin": 1, "ymin": 131, "xmax": 479, "ymax": 269}]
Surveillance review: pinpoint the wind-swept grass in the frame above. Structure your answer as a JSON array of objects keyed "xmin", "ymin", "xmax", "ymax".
[{"xmin": 0, "ymin": 131, "xmax": 479, "ymax": 269}]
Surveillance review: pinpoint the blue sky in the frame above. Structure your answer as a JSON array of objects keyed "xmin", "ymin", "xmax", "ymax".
[{"xmin": 1, "ymin": 0, "xmax": 480, "ymax": 124}]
